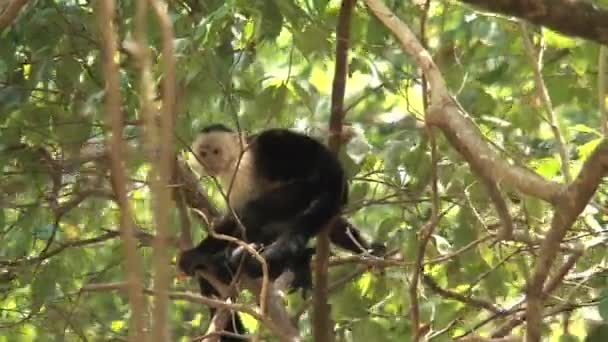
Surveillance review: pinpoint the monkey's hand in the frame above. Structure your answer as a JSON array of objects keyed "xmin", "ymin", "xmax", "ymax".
[
  {"xmin": 228, "ymin": 243, "xmax": 261, "ymax": 267},
  {"xmin": 370, "ymin": 242, "xmax": 387, "ymax": 257},
  {"xmin": 236, "ymin": 234, "xmax": 308, "ymax": 279},
  {"xmin": 178, "ymin": 248, "xmax": 216, "ymax": 277},
  {"xmin": 288, "ymin": 247, "xmax": 315, "ymax": 297},
  {"xmin": 228, "ymin": 243, "xmax": 274, "ymax": 280}
]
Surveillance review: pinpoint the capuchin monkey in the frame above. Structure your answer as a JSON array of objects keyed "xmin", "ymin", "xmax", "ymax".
[{"xmin": 178, "ymin": 124, "xmax": 384, "ymax": 340}]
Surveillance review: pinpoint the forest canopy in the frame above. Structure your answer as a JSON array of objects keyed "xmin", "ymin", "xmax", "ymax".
[{"xmin": 1, "ymin": 0, "xmax": 608, "ymax": 341}]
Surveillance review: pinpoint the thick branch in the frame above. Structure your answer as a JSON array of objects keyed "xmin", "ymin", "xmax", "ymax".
[
  {"xmin": 481, "ymin": 177, "xmax": 513, "ymax": 239},
  {"xmin": 426, "ymin": 105, "xmax": 563, "ymax": 203},
  {"xmin": 0, "ymin": 0, "xmax": 29, "ymax": 30},
  {"xmin": 526, "ymin": 139, "xmax": 608, "ymax": 341},
  {"xmin": 519, "ymin": 22, "xmax": 571, "ymax": 182},
  {"xmin": 365, "ymin": 0, "xmax": 563, "ymax": 204},
  {"xmin": 148, "ymin": 0, "xmax": 177, "ymax": 339},
  {"xmin": 314, "ymin": 1, "xmax": 355, "ymax": 341},
  {"xmin": 364, "ymin": 1, "xmax": 608, "ymax": 340},
  {"xmin": 98, "ymin": 0, "xmax": 147, "ymax": 339},
  {"xmin": 600, "ymin": 46, "xmax": 608, "ymax": 135},
  {"xmin": 542, "ymin": 250, "xmax": 582, "ymax": 295},
  {"xmin": 132, "ymin": 0, "xmax": 172, "ymax": 338},
  {"xmin": 457, "ymin": 0, "xmax": 608, "ymax": 46}
]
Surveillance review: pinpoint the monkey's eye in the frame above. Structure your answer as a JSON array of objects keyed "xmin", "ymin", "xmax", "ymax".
[
  {"xmin": 200, "ymin": 151, "xmax": 207, "ymax": 157},
  {"xmin": 212, "ymin": 148, "xmax": 220, "ymax": 155}
]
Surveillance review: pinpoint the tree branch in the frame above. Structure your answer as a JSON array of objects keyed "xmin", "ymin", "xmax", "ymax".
[
  {"xmin": 457, "ymin": 0, "xmax": 608, "ymax": 46},
  {"xmin": 600, "ymin": 46, "xmax": 608, "ymax": 136},
  {"xmin": 98, "ymin": 0, "xmax": 147, "ymax": 339},
  {"xmin": 409, "ymin": 131, "xmax": 440, "ymax": 341},
  {"xmin": 82, "ymin": 280, "xmax": 300, "ymax": 342},
  {"xmin": 426, "ymin": 105, "xmax": 563, "ymax": 203},
  {"xmin": 314, "ymin": 1, "xmax": 355, "ymax": 341},
  {"xmin": 131, "ymin": 0, "xmax": 172, "ymax": 337},
  {"xmin": 145, "ymin": 0, "xmax": 178, "ymax": 339},
  {"xmin": 364, "ymin": 1, "xmax": 608, "ymax": 340},
  {"xmin": 173, "ymin": 159, "xmax": 220, "ymax": 222},
  {"xmin": 519, "ymin": 22, "xmax": 571, "ymax": 182},
  {"xmin": 542, "ymin": 249, "xmax": 582, "ymax": 295},
  {"xmin": 525, "ymin": 139, "xmax": 608, "ymax": 341},
  {"xmin": 0, "ymin": 0, "xmax": 29, "ymax": 30},
  {"xmin": 481, "ymin": 177, "xmax": 514, "ymax": 240},
  {"xmin": 365, "ymin": 0, "xmax": 563, "ymax": 205},
  {"xmin": 422, "ymin": 274, "xmax": 503, "ymax": 314}
]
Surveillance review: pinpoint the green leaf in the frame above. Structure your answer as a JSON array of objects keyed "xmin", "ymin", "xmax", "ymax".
[
  {"xmin": 477, "ymin": 62, "xmax": 509, "ymax": 85},
  {"xmin": 331, "ymin": 282, "xmax": 369, "ymax": 318},
  {"xmin": 543, "ymin": 29, "xmax": 578, "ymax": 48},
  {"xmin": 313, "ymin": 0, "xmax": 329, "ymax": 13},
  {"xmin": 458, "ymin": 87, "xmax": 497, "ymax": 116},
  {"xmin": 578, "ymin": 138, "xmax": 603, "ymax": 161},
  {"xmin": 352, "ymin": 319, "xmax": 391, "ymax": 342},
  {"xmin": 55, "ymin": 55, "xmax": 81, "ymax": 91},
  {"xmin": 558, "ymin": 333, "xmax": 579, "ymax": 342},
  {"xmin": 291, "ymin": 81, "xmax": 319, "ymax": 115},
  {"xmin": 376, "ymin": 217, "xmax": 400, "ymax": 242},
  {"xmin": 34, "ymin": 223, "xmax": 57, "ymax": 240},
  {"xmin": 531, "ymin": 157, "xmax": 561, "ymax": 178},
  {"xmin": 345, "ymin": 132, "xmax": 372, "ymax": 164},
  {"xmin": 259, "ymin": 0, "xmax": 284, "ymax": 40},
  {"xmin": 349, "ymin": 182, "xmax": 369, "ymax": 205},
  {"xmin": 30, "ymin": 262, "xmax": 59, "ymax": 311},
  {"xmin": 254, "ymin": 83, "xmax": 288, "ymax": 119},
  {"xmin": 599, "ymin": 288, "xmax": 608, "ymax": 321},
  {"xmin": 293, "ymin": 24, "xmax": 330, "ymax": 57},
  {"xmin": 586, "ymin": 323, "xmax": 608, "ymax": 342},
  {"xmin": 571, "ymin": 124, "xmax": 602, "ymax": 136},
  {"xmin": 273, "ymin": 0, "xmax": 308, "ymax": 28}
]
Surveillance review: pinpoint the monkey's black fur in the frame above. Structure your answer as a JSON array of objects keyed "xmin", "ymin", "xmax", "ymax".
[{"xmin": 178, "ymin": 124, "xmax": 384, "ymax": 341}]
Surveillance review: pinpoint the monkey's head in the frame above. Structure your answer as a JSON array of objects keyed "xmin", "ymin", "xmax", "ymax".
[{"xmin": 191, "ymin": 124, "xmax": 243, "ymax": 177}]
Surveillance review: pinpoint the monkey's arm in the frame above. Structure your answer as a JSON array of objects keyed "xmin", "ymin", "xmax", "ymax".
[{"xmin": 329, "ymin": 218, "xmax": 386, "ymax": 256}]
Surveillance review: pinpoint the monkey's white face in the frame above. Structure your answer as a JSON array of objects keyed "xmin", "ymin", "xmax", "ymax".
[{"xmin": 191, "ymin": 131, "xmax": 241, "ymax": 177}]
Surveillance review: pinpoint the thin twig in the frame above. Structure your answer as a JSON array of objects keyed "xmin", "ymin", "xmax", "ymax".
[
  {"xmin": 599, "ymin": 46, "xmax": 608, "ymax": 136},
  {"xmin": 422, "ymin": 274, "xmax": 503, "ymax": 314},
  {"xmin": 519, "ymin": 22, "xmax": 571, "ymax": 182},
  {"xmin": 409, "ymin": 129, "xmax": 440, "ymax": 341}
]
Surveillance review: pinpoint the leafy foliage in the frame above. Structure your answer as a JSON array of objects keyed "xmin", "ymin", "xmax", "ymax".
[{"xmin": 1, "ymin": 0, "xmax": 607, "ymax": 341}]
